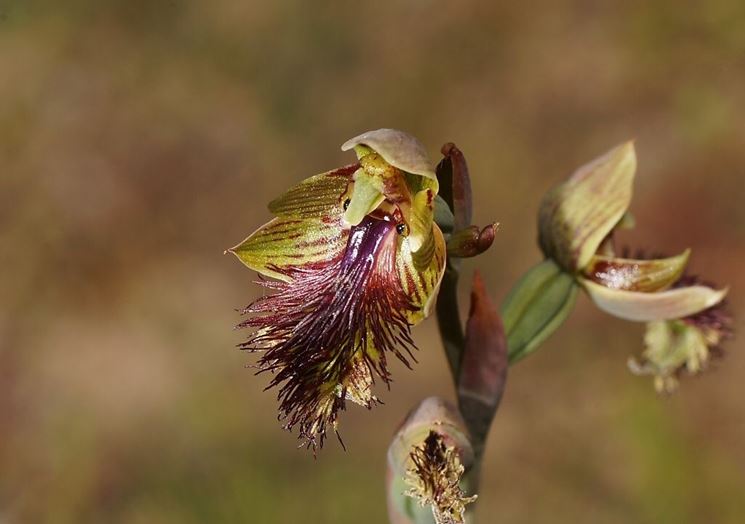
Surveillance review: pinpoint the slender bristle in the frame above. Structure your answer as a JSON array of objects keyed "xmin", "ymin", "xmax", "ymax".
[{"xmin": 238, "ymin": 217, "xmax": 419, "ymax": 450}]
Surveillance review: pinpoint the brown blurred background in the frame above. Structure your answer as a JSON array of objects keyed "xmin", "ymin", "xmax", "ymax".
[{"xmin": 1, "ymin": 1, "xmax": 744, "ymax": 523}]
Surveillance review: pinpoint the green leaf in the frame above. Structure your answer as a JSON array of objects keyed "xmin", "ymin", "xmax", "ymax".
[{"xmin": 502, "ymin": 259, "xmax": 579, "ymax": 363}]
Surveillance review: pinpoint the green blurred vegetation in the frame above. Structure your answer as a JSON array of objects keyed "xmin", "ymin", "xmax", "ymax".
[{"xmin": 1, "ymin": 1, "xmax": 743, "ymax": 522}]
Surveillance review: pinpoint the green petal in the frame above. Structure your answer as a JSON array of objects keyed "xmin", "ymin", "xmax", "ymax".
[
  {"xmin": 343, "ymin": 152, "xmax": 415, "ymax": 226},
  {"xmin": 539, "ymin": 141, "xmax": 636, "ymax": 272},
  {"xmin": 228, "ymin": 216, "xmax": 347, "ymax": 282},
  {"xmin": 397, "ymin": 224, "xmax": 447, "ymax": 324},
  {"xmin": 581, "ymin": 278, "xmax": 728, "ymax": 321},
  {"xmin": 268, "ymin": 165, "xmax": 355, "ymax": 219},
  {"xmin": 582, "ymin": 250, "xmax": 690, "ymax": 292},
  {"xmin": 343, "ymin": 171, "xmax": 385, "ymax": 226},
  {"xmin": 408, "ymin": 188, "xmax": 435, "ymax": 256},
  {"xmin": 341, "ymin": 128, "xmax": 437, "ymax": 180}
]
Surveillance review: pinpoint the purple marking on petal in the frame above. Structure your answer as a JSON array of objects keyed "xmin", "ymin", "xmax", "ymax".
[{"xmin": 238, "ymin": 216, "xmax": 420, "ymax": 450}]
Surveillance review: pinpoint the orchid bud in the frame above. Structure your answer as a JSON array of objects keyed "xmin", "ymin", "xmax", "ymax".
[{"xmin": 446, "ymin": 224, "xmax": 498, "ymax": 258}]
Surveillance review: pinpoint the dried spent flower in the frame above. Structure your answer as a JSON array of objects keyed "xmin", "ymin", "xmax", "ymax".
[{"xmin": 404, "ymin": 431, "xmax": 477, "ymax": 524}]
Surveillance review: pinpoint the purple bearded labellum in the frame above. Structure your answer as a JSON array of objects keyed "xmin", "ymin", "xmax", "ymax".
[
  {"xmin": 628, "ymin": 275, "xmax": 733, "ymax": 393},
  {"xmin": 228, "ymin": 130, "xmax": 446, "ymax": 450}
]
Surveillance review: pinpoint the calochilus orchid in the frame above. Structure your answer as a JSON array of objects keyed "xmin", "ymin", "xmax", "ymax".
[
  {"xmin": 536, "ymin": 141, "xmax": 731, "ymax": 390},
  {"xmin": 228, "ymin": 129, "xmax": 446, "ymax": 449}
]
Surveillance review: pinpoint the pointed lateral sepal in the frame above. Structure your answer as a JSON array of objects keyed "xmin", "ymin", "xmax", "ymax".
[
  {"xmin": 582, "ymin": 249, "xmax": 690, "ymax": 292},
  {"xmin": 539, "ymin": 141, "xmax": 636, "ymax": 272},
  {"xmin": 342, "ymin": 128, "xmax": 437, "ymax": 181},
  {"xmin": 502, "ymin": 259, "xmax": 579, "ymax": 363},
  {"xmin": 408, "ymin": 188, "xmax": 436, "ymax": 256},
  {"xmin": 581, "ymin": 279, "xmax": 728, "ymax": 322},
  {"xmin": 268, "ymin": 165, "xmax": 356, "ymax": 219},
  {"xmin": 227, "ymin": 216, "xmax": 347, "ymax": 282}
]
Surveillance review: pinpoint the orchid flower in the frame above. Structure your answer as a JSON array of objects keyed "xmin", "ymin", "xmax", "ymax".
[
  {"xmin": 228, "ymin": 129, "xmax": 446, "ymax": 449},
  {"xmin": 535, "ymin": 141, "xmax": 731, "ymax": 390}
]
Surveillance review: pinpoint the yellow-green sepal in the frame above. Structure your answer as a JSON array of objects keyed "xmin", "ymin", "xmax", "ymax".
[
  {"xmin": 227, "ymin": 216, "xmax": 347, "ymax": 282},
  {"xmin": 397, "ymin": 224, "xmax": 447, "ymax": 325},
  {"xmin": 268, "ymin": 166, "xmax": 354, "ymax": 219},
  {"xmin": 502, "ymin": 259, "xmax": 579, "ymax": 363},
  {"xmin": 408, "ymin": 188, "xmax": 436, "ymax": 260},
  {"xmin": 539, "ymin": 141, "xmax": 636, "ymax": 272},
  {"xmin": 342, "ymin": 128, "xmax": 437, "ymax": 180},
  {"xmin": 581, "ymin": 279, "xmax": 728, "ymax": 322},
  {"xmin": 581, "ymin": 249, "xmax": 690, "ymax": 292}
]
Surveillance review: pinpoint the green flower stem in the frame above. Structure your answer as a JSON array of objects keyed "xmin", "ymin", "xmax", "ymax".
[{"xmin": 436, "ymin": 261, "xmax": 465, "ymax": 382}]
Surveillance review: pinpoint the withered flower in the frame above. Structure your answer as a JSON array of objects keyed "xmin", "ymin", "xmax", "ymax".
[
  {"xmin": 405, "ymin": 431, "xmax": 477, "ymax": 524},
  {"xmin": 228, "ymin": 129, "xmax": 446, "ymax": 449}
]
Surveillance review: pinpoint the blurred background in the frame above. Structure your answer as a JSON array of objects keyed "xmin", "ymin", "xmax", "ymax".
[{"xmin": 1, "ymin": 1, "xmax": 744, "ymax": 522}]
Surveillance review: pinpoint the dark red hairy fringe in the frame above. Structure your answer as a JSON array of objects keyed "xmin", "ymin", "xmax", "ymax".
[
  {"xmin": 238, "ymin": 217, "xmax": 419, "ymax": 451},
  {"xmin": 674, "ymin": 274, "xmax": 733, "ymax": 357},
  {"xmin": 618, "ymin": 246, "xmax": 733, "ymax": 364}
]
